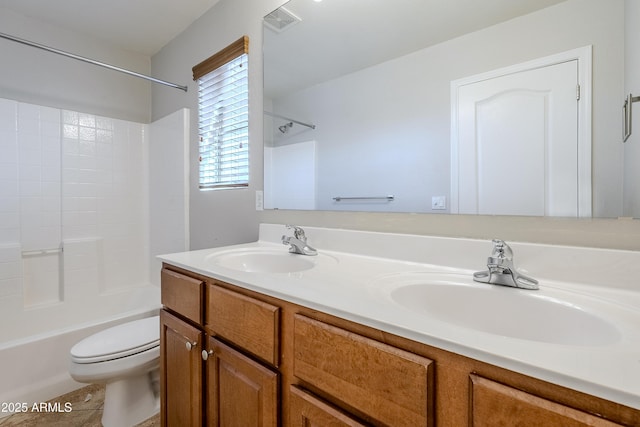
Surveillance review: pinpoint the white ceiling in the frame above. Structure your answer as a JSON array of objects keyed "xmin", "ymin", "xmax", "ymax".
[
  {"xmin": 0, "ymin": 0, "xmax": 568, "ymax": 71},
  {"xmin": 0, "ymin": 0, "xmax": 220, "ymax": 55},
  {"xmin": 264, "ymin": 0, "xmax": 568, "ymax": 99}
]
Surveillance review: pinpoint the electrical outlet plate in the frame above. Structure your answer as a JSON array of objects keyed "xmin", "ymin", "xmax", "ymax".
[{"xmin": 432, "ymin": 196, "xmax": 446, "ymax": 210}]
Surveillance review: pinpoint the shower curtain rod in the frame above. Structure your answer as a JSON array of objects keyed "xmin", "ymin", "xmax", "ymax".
[
  {"xmin": 0, "ymin": 32, "xmax": 188, "ymax": 92},
  {"xmin": 264, "ymin": 111, "xmax": 316, "ymax": 130}
]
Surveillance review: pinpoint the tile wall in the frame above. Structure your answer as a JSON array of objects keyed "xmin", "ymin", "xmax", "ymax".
[{"xmin": 0, "ymin": 97, "xmax": 151, "ymax": 342}]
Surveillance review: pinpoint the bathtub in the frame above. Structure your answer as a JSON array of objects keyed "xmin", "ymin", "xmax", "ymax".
[{"xmin": 0, "ymin": 285, "xmax": 160, "ymax": 417}]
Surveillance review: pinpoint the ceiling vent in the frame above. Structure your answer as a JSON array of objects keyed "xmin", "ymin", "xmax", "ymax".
[{"xmin": 264, "ymin": 7, "xmax": 301, "ymax": 33}]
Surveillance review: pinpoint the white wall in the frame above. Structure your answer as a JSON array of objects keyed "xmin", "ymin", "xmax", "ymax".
[
  {"xmin": 0, "ymin": 7, "xmax": 152, "ymax": 123},
  {"xmin": 272, "ymin": 63, "xmax": 442, "ymax": 212},
  {"xmin": 152, "ymin": 0, "xmax": 640, "ymax": 251},
  {"xmin": 151, "ymin": 0, "xmax": 283, "ymax": 250}
]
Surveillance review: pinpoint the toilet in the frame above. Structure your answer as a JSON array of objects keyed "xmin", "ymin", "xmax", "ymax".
[{"xmin": 69, "ymin": 316, "xmax": 160, "ymax": 427}]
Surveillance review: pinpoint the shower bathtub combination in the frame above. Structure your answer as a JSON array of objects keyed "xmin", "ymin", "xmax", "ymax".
[{"xmin": 0, "ymin": 98, "xmax": 188, "ymax": 415}]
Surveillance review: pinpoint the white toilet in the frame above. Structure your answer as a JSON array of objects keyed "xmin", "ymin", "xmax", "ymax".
[{"xmin": 69, "ymin": 315, "xmax": 160, "ymax": 427}]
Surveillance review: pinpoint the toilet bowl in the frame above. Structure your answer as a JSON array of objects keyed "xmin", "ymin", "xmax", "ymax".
[{"xmin": 69, "ymin": 316, "xmax": 160, "ymax": 427}]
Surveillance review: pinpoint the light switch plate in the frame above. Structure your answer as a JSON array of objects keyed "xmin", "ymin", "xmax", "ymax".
[{"xmin": 256, "ymin": 190, "xmax": 264, "ymax": 211}]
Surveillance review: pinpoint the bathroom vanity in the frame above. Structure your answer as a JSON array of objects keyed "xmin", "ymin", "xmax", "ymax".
[{"xmin": 158, "ymin": 224, "xmax": 640, "ymax": 426}]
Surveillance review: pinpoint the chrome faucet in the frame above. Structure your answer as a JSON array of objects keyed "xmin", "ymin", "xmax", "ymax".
[
  {"xmin": 473, "ymin": 239, "xmax": 538, "ymax": 290},
  {"xmin": 282, "ymin": 225, "xmax": 317, "ymax": 256}
]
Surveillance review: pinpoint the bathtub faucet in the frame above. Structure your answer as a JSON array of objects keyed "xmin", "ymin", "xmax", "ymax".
[
  {"xmin": 473, "ymin": 239, "xmax": 538, "ymax": 290},
  {"xmin": 282, "ymin": 225, "xmax": 317, "ymax": 256}
]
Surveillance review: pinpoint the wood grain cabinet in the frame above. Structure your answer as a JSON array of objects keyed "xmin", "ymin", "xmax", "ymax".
[
  {"xmin": 160, "ymin": 310, "xmax": 204, "ymax": 427},
  {"xmin": 160, "ymin": 269, "xmax": 204, "ymax": 426},
  {"xmin": 160, "ymin": 265, "xmax": 640, "ymax": 427},
  {"xmin": 293, "ymin": 315, "xmax": 434, "ymax": 426},
  {"xmin": 204, "ymin": 337, "xmax": 278, "ymax": 426},
  {"xmin": 470, "ymin": 375, "xmax": 625, "ymax": 427},
  {"xmin": 289, "ymin": 385, "xmax": 368, "ymax": 427},
  {"xmin": 160, "ymin": 270, "xmax": 279, "ymax": 426},
  {"xmin": 205, "ymin": 283, "xmax": 280, "ymax": 367},
  {"xmin": 203, "ymin": 284, "xmax": 280, "ymax": 426}
]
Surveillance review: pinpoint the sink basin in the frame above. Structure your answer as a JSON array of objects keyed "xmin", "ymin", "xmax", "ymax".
[
  {"xmin": 205, "ymin": 247, "xmax": 333, "ymax": 273},
  {"xmin": 379, "ymin": 273, "xmax": 622, "ymax": 346}
]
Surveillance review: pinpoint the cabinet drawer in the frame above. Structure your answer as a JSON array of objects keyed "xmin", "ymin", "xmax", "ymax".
[
  {"xmin": 161, "ymin": 268, "xmax": 203, "ymax": 324},
  {"xmin": 206, "ymin": 284, "xmax": 280, "ymax": 366},
  {"xmin": 289, "ymin": 385, "xmax": 368, "ymax": 427},
  {"xmin": 293, "ymin": 315, "xmax": 434, "ymax": 427},
  {"xmin": 470, "ymin": 375, "xmax": 623, "ymax": 427}
]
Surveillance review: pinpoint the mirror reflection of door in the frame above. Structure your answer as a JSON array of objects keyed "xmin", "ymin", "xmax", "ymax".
[{"xmin": 452, "ymin": 49, "xmax": 591, "ymax": 217}]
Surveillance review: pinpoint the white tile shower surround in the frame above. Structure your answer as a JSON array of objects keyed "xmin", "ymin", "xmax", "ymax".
[
  {"xmin": 0, "ymin": 99, "xmax": 188, "ymax": 412},
  {"xmin": 0, "ymin": 97, "xmax": 151, "ymax": 342}
]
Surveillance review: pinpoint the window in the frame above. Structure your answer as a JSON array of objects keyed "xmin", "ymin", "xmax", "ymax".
[{"xmin": 193, "ymin": 36, "xmax": 249, "ymax": 189}]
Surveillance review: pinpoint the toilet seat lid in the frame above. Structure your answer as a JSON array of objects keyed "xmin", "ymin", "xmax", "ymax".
[{"xmin": 71, "ymin": 316, "xmax": 159, "ymax": 363}]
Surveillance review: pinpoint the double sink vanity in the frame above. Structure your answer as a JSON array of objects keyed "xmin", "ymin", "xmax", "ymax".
[{"xmin": 158, "ymin": 224, "xmax": 640, "ymax": 426}]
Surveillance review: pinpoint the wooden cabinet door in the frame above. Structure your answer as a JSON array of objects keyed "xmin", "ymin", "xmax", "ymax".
[
  {"xmin": 160, "ymin": 310, "xmax": 204, "ymax": 427},
  {"xmin": 470, "ymin": 375, "xmax": 624, "ymax": 427},
  {"xmin": 205, "ymin": 337, "xmax": 278, "ymax": 427},
  {"xmin": 289, "ymin": 385, "xmax": 368, "ymax": 427}
]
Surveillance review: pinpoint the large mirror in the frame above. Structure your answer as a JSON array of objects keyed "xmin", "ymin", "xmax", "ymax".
[{"xmin": 263, "ymin": 0, "xmax": 629, "ymax": 218}]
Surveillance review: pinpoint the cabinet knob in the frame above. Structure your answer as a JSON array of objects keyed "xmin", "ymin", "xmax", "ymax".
[
  {"xmin": 185, "ymin": 341, "xmax": 198, "ymax": 351},
  {"xmin": 201, "ymin": 349, "xmax": 213, "ymax": 361}
]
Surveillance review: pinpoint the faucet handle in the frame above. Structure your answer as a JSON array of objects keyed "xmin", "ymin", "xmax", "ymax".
[
  {"xmin": 490, "ymin": 239, "xmax": 512, "ymax": 260},
  {"xmin": 475, "ymin": 238, "xmax": 538, "ymax": 290},
  {"xmin": 487, "ymin": 239, "xmax": 514, "ymax": 272},
  {"xmin": 282, "ymin": 225, "xmax": 317, "ymax": 256},
  {"xmin": 285, "ymin": 224, "xmax": 306, "ymax": 240}
]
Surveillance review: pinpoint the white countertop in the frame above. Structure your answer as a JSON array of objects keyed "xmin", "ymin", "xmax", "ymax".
[{"xmin": 158, "ymin": 224, "xmax": 640, "ymax": 410}]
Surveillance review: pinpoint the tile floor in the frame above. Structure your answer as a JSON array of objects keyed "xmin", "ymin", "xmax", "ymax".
[{"xmin": 0, "ymin": 384, "xmax": 159, "ymax": 426}]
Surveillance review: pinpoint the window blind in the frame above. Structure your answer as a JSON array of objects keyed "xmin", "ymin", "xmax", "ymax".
[{"xmin": 195, "ymin": 37, "xmax": 249, "ymax": 189}]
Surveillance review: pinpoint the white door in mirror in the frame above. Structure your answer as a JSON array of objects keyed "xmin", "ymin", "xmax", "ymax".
[{"xmin": 454, "ymin": 59, "xmax": 583, "ymax": 217}]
